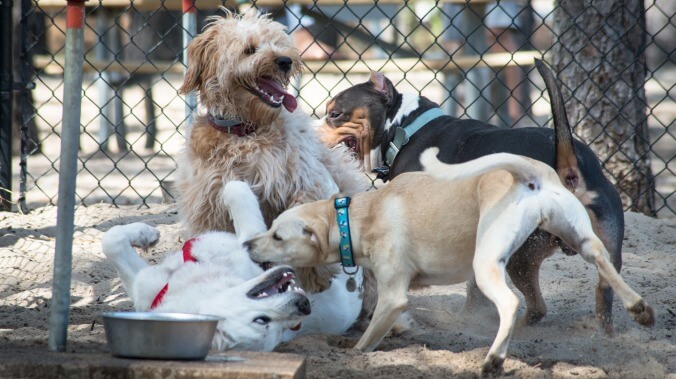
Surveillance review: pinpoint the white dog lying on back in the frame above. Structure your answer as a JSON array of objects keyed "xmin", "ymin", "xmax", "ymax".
[{"xmin": 102, "ymin": 181, "xmax": 362, "ymax": 352}]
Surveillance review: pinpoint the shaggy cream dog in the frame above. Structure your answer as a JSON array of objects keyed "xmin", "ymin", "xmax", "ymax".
[{"xmin": 176, "ymin": 10, "xmax": 368, "ymax": 293}]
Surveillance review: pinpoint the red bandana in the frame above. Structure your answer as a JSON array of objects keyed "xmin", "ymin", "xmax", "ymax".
[{"xmin": 150, "ymin": 238, "xmax": 198, "ymax": 309}]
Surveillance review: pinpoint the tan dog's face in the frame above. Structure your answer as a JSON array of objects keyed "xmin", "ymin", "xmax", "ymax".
[
  {"xmin": 179, "ymin": 10, "xmax": 302, "ymax": 125},
  {"xmin": 246, "ymin": 204, "xmax": 333, "ymax": 268}
]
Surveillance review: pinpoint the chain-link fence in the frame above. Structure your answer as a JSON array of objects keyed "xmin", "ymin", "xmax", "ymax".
[{"xmin": 6, "ymin": 0, "xmax": 675, "ymax": 217}]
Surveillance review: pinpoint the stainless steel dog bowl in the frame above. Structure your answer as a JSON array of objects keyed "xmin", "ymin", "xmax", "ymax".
[{"xmin": 102, "ymin": 312, "xmax": 219, "ymax": 360}]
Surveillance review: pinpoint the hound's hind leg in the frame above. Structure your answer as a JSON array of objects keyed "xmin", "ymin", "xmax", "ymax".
[{"xmin": 101, "ymin": 223, "xmax": 159, "ymax": 295}]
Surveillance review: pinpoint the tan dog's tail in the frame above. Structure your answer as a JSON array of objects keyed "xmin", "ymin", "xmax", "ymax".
[{"xmin": 420, "ymin": 148, "xmax": 542, "ymax": 188}]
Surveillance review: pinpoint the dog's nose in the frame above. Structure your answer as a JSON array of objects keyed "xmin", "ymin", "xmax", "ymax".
[
  {"xmin": 243, "ymin": 240, "xmax": 252, "ymax": 251},
  {"xmin": 296, "ymin": 297, "xmax": 311, "ymax": 315},
  {"xmin": 275, "ymin": 56, "xmax": 293, "ymax": 73}
]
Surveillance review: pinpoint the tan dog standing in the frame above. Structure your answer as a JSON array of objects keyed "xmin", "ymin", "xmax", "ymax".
[{"xmin": 246, "ymin": 148, "xmax": 654, "ymax": 374}]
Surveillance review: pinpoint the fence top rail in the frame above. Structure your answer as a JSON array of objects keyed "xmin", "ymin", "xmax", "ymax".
[
  {"xmin": 33, "ymin": 0, "xmax": 510, "ymax": 11},
  {"xmin": 32, "ymin": 51, "xmax": 543, "ymax": 75}
]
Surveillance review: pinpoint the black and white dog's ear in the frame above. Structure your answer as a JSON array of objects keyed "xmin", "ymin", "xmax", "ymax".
[
  {"xmin": 221, "ymin": 181, "xmax": 267, "ymax": 243},
  {"xmin": 369, "ymin": 71, "xmax": 395, "ymax": 104}
]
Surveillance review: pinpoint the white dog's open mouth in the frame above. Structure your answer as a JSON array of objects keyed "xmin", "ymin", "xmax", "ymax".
[
  {"xmin": 247, "ymin": 266, "xmax": 306, "ymax": 299},
  {"xmin": 246, "ymin": 78, "xmax": 297, "ymax": 113}
]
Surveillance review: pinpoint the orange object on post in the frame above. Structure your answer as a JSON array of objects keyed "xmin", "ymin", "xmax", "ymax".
[
  {"xmin": 182, "ymin": 0, "xmax": 195, "ymax": 13},
  {"xmin": 66, "ymin": 0, "xmax": 86, "ymax": 29}
]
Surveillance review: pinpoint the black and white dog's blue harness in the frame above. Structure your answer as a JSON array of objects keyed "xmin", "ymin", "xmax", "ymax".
[{"xmin": 375, "ymin": 107, "xmax": 446, "ymax": 179}]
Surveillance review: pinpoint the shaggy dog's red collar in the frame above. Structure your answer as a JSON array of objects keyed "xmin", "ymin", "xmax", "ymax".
[
  {"xmin": 150, "ymin": 238, "xmax": 198, "ymax": 309},
  {"xmin": 208, "ymin": 114, "xmax": 256, "ymax": 137}
]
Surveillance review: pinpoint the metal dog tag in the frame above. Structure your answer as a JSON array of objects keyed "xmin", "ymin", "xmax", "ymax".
[{"xmin": 346, "ymin": 276, "xmax": 357, "ymax": 292}]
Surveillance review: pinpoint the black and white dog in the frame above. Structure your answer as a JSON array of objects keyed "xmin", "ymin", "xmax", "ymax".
[{"xmin": 317, "ymin": 60, "xmax": 625, "ymax": 335}]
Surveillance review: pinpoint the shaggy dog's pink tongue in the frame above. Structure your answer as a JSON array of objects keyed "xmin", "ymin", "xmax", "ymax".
[{"xmin": 257, "ymin": 78, "xmax": 297, "ymax": 112}]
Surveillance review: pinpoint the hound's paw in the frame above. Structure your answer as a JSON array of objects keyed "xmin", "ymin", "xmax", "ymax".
[
  {"xmin": 628, "ymin": 299, "xmax": 655, "ymax": 327},
  {"xmin": 519, "ymin": 307, "xmax": 546, "ymax": 327}
]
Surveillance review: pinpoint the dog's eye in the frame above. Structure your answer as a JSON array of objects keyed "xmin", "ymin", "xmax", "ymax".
[
  {"xmin": 328, "ymin": 111, "xmax": 343, "ymax": 120},
  {"xmin": 244, "ymin": 45, "xmax": 257, "ymax": 55},
  {"xmin": 273, "ymin": 233, "xmax": 282, "ymax": 241},
  {"xmin": 253, "ymin": 316, "xmax": 271, "ymax": 325}
]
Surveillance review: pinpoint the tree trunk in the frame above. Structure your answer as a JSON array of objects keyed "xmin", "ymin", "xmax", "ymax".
[{"xmin": 551, "ymin": 0, "xmax": 656, "ymax": 216}]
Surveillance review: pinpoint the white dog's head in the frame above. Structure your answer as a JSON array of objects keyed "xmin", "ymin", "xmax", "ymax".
[
  {"xmin": 137, "ymin": 181, "xmax": 313, "ymax": 352},
  {"xmin": 200, "ymin": 264, "xmax": 310, "ymax": 352}
]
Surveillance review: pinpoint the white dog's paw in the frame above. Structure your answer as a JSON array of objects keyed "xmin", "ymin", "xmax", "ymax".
[
  {"xmin": 222, "ymin": 181, "xmax": 252, "ymax": 204},
  {"xmin": 126, "ymin": 223, "xmax": 160, "ymax": 248},
  {"xmin": 103, "ymin": 223, "xmax": 160, "ymax": 252}
]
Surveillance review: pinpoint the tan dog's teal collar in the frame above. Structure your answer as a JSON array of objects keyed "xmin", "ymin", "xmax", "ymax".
[{"xmin": 334, "ymin": 197, "xmax": 355, "ymax": 268}]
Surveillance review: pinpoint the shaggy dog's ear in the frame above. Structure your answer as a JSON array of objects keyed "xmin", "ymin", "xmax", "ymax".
[{"xmin": 179, "ymin": 28, "xmax": 219, "ymax": 94}]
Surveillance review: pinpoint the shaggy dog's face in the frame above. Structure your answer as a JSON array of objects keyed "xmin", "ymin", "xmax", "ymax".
[{"xmin": 179, "ymin": 10, "xmax": 302, "ymax": 125}]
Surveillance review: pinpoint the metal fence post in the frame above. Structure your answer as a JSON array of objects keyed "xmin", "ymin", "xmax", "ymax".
[
  {"xmin": 182, "ymin": 0, "xmax": 196, "ymax": 134},
  {"xmin": 0, "ymin": 0, "xmax": 13, "ymax": 212},
  {"xmin": 48, "ymin": 0, "xmax": 86, "ymax": 352}
]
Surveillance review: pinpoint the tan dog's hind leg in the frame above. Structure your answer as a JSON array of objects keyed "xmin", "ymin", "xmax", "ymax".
[
  {"xmin": 354, "ymin": 260, "xmax": 411, "ymax": 352},
  {"xmin": 473, "ymin": 205, "xmax": 541, "ymax": 375},
  {"xmin": 581, "ymin": 237, "xmax": 653, "ymax": 324},
  {"xmin": 541, "ymin": 191, "xmax": 655, "ymax": 327}
]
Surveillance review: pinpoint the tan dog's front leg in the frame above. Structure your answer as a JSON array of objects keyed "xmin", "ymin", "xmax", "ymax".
[{"xmin": 354, "ymin": 269, "xmax": 410, "ymax": 352}]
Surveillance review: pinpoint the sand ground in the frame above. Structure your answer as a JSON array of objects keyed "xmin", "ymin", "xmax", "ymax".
[{"xmin": 0, "ymin": 203, "xmax": 674, "ymax": 378}]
